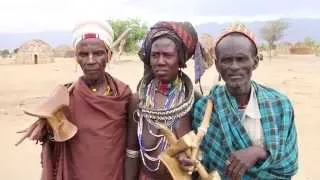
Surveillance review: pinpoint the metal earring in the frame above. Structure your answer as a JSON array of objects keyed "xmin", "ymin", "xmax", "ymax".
[{"xmin": 179, "ymin": 68, "xmax": 182, "ymax": 77}]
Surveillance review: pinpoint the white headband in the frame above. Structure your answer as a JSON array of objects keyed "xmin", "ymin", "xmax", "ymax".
[{"xmin": 72, "ymin": 20, "xmax": 114, "ymax": 50}]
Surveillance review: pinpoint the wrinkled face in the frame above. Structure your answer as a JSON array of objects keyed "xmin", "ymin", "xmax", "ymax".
[
  {"xmin": 215, "ymin": 34, "xmax": 258, "ymax": 95},
  {"xmin": 150, "ymin": 37, "xmax": 180, "ymax": 83},
  {"xmin": 76, "ymin": 38, "xmax": 111, "ymax": 82}
]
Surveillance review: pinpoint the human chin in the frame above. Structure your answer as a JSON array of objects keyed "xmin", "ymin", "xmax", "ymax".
[
  {"xmin": 154, "ymin": 73, "xmax": 171, "ymax": 83},
  {"xmin": 225, "ymin": 77, "xmax": 246, "ymax": 88},
  {"xmin": 83, "ymin": 71, "xmax": 101, "ymax": 81},
  {"xmin": 226, "ymin": 78, "xmax": 251, "ymax": 93}
]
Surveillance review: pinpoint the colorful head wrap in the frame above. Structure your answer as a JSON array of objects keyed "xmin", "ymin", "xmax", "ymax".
[
  {"xmin": 139, "ymin": 21, "xmax": 198, "ymax": 68},
  {"xmin": 72, "ymin": 20, "xmax": 114, "ymax": 50},
  {"xmin": 139, "ymin": 21, "xmax": 213, "ymax": 84},
  {"xmin": 214, "ymin": 23, "xmax": 258, "ymax": 56}
]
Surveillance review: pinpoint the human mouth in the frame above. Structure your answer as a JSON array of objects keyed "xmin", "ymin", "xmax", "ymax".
[
  {"xmin": 85, "ymin": 69, "xmax": 99, "ymax": 74},
  {"xmin": 154, "ymin": 69, "xmax": 168, "ymax": 75},
  {"xmin": 228, "ymin": 75, "xmax": 243, "ymax": 80}
]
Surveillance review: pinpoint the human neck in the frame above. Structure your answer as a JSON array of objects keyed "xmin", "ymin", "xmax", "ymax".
[
  {"xmin": 156, "ymin": 76, "xmax": 179, "ymax": 95},
  {"xmin": 227, "ymin": 84, "xmax": 251, "ymax": 108},
  {"xmin": 84, "ymin": 75, "xmax": 107, "ymax": 90},
  {"xmin": 234, "ymin": 93, "xmax": 250, "ymax": 108}
]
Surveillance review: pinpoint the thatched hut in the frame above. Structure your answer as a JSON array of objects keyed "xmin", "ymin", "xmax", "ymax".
[
  {"xmin": 15, "ymin": 39, "xmax": 54, "ymax": 64},
  {"xmin": 290, "ymin": 43, "xmax": 314, "ymax": 55},
  {"xmin": 54, "ymin": 45, "xmax": 74, "ymax": 58}
]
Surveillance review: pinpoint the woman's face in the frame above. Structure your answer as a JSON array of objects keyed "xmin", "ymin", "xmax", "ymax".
[{"xmin": 150, "ymin": 37, "xmax": 179, "ymax": 83}]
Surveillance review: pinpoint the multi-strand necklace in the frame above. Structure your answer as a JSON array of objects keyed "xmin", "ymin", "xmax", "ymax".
[{"xmin": 137, "ymin": 76, "xmax": 186, "ymax": 172}]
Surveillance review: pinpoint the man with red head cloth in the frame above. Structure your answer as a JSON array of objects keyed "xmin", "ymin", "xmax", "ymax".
[{"xmin": 18, "ymin": 20, "xmax": 132, "ymax": 180}]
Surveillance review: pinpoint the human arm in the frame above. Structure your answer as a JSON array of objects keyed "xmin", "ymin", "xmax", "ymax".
[
  {"xmin": 124, "ymin": 94, "xmax": 140, "ymax": 180},
  {"xmin": 226, "ymin": 100, "xmax": 298, "ymax": 179}
]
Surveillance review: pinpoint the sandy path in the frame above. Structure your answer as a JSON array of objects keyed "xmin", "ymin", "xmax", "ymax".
[{"xmin": 0, "ymin": 55, "xmax": 319, "ymax": 179}]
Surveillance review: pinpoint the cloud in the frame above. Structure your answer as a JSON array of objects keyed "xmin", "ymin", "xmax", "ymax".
[
  {"xmin": 191, "ymin": 0, "xmax": 319, "ymax": 17},
  {"xmin": 0, "ymin": 0, "xmax": 319, "ymax": 32}
]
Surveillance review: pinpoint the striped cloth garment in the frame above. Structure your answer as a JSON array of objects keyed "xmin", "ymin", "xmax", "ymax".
[{"xmin": 192, "ymin": 81, "xmax": 298, "ymax": 180}]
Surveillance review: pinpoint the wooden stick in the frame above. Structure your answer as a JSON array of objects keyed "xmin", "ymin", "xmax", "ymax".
[
  {"xmin": 191, "ymin": 99, "xmax": 213, "ymax": 159},
  {"xmin": 158, "ymin": 123, "xmax": 178, "ymax": 144},
  {"xmin": 192, "ymin": 99, "xmax": 213, "ymax": 179},
  {"xmin": 158, "ymin": 99, "xmax": 214, "ymax": 180}
]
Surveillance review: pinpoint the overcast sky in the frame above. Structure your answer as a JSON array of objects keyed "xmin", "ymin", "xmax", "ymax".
[{"xmin": 1, "ymin": 0, "xmax": 319, "ymax": 33}]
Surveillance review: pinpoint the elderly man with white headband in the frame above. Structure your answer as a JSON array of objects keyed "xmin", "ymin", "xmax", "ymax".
[{"xmin": 17, "ymin": 20, "xmax": 133, "ymax": 180}]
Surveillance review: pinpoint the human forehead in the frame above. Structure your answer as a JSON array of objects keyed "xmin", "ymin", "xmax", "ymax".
[
  {"xmin": 76, "ymin": 38, "xmax": 106, "ymax": 51},
  {"xmin": 151, "ymin": 37, "xmax": 177, "ymax": 51},
  {"xmin": 216, "ymin": 34, "xmax": 253, "ymax": 56}
]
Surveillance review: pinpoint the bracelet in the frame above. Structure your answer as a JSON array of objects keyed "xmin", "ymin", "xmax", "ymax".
[{"xmin": 126, "ymin": 149, "xmax": 140, "ymax": 159}]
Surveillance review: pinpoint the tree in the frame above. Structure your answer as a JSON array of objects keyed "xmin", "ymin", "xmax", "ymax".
[
  {"xmin": 315, "ymin": 43, "xmax": 320, "ymax": 56},
  {"xmin": 260, "ymin": 19, "xmax": 289, "ymax": 59},
  {"xmin": 109, "ymin": 18, "xmax": 148, "ymax": 52},
  {"xmin": 303, "ymin": 36, "xmax": 316, "ymax": 47},
  {"xmin": 0, "ymin": 49, "xmax": 10, "ymax": 57},
  {"xmin": 258, "ymin": 43, "xmax": 268, "ymax": 51}
]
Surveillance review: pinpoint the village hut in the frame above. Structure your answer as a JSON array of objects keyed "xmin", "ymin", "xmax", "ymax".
[
  {"xmin": 290, "ymin": 43, "xmax": 314, "ymax": 55},
  {"xmin": 15, "ymin": 39, "xmax": 54, "ymax": 64}
]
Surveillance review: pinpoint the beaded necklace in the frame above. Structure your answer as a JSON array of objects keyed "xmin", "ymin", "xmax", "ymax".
[
  {"xmin": 156, "ymin": 77, "xmax": 179, "ymax": 95},
  {"xmin": 137, "ymin": 75, "xmax": 185, "ymax": 172},
  {"xmin": 145, "ymin": 77, "xmax": 183, "ymax": 109}
]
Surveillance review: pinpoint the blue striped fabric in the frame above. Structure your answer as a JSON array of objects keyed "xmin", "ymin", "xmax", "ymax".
[{"xmin": 193, "ymin": 81, "xmax": 298, "ymax": 179}]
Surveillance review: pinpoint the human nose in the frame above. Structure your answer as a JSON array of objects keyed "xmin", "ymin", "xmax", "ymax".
[
  {"xmin": 156, "ymin": 55, "xmax": 166, "ymax": 65},
  {"xmin": 87, "ymin": 53, "xmax": 95, "ymax": 64},
  {"xmin": 229, "ymin": 60, "xmax": 240, "ymax": 70}
]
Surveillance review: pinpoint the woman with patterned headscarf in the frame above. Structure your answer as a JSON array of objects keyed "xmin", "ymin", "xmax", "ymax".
[{"xmin": 125, "ymin": 21, "xmax": 204, "ymax": 180}]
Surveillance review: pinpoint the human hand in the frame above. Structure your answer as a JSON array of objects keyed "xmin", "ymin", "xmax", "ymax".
[
  {"xmin": 225, "ymin": 146, "xmax": 267, "ymax": 180},
  {"xmin": 176, "ymin": 152, "xmax": 199, "ymax": 174},
  {"xmin": 16, "ymin": 119, "xmax": 47, "ymax": 146}
]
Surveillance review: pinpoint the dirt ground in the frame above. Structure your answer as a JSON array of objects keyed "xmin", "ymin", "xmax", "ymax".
[{"xmin": 0, "ymin": 55, "xmax": 319, "ymax": 180}]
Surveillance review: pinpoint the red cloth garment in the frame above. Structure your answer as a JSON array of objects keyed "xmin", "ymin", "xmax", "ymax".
[{"xmin": 40, "ymin": 73, "xmax": 132, "ymax": 180}]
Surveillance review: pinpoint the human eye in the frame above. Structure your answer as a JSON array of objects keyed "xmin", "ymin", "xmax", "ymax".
[
  {"xmin": 151, "ymin": 52, "xmax": 159, "ymax": 58},
  {"xmin": 236, "ymin": 56, "xmax": 244, "ymax": 62},
  {"xmin": 78, "ymin": 52, "xmax": 88, "ymax": 58},
  {"xmin": 221, "ymin": 57, "xmax": 232, "ymax": 64},
  {"xmin": 236, "ymin": 55, "xmax": 249, "ymax": 62},
  {"xmin": 93, "ymin": 50, "xmax": 106, "ymax": 57}
]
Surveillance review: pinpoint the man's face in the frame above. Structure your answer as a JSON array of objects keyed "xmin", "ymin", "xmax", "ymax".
[
  {"xmin": 76, "ymin": 38, "xmax": 110, "ymax": 82},
  {"xmin": 150, "ymin": 37, "xmax": 180, "ymax": 83},
  {"xmin": 215, "ymin": 34, "xmax": 258, "ymax": 95}
]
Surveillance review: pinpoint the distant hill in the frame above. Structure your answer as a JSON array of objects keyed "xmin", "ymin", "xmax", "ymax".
[
  {"xmin": 1, "ymin": 18, "xmax": 320, "ymax": 50},
  {"xmin": 196, "ymin": 18, "xmax": 320, "ymax": 43},
  {"xmin": 0, "ymin": 31, "xmax": 72, "ymax": 50}
]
